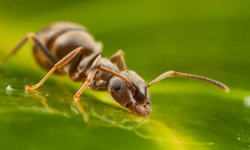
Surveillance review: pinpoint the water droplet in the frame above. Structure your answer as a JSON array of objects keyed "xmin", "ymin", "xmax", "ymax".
[
  {"xmin": 6, "ymin": 85, "xmax": 13, "ymax": 95},
  {"xmin": 238, "ymin": 137, "xmax": 241, "ymax": 140},
  {"xmin": 6, "ymin": 85, "xmax": 13, "ymax": 91}
]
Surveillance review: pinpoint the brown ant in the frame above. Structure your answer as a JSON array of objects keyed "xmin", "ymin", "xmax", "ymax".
[{"xmin": 0, "ymin": 22, "xmax": 229, "ymax": 117}]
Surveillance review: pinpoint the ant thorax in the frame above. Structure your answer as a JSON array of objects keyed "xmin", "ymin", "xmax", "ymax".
[{"xmin": 88, "ymin": 58, "xmax": 119, "ymax": 91}]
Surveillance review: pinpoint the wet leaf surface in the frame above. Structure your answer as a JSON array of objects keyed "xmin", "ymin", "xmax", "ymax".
[{"xmin": 0, "ymin": 0, "xmax": 250, "ymax": 150}]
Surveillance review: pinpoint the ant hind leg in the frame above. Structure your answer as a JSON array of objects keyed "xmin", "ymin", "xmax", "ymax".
[{"xmin": 0, "ymin": 33, "xmax": 58, "ymax": 65}]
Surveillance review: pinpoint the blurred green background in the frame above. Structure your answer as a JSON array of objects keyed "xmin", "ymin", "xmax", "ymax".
[{"xmin": 0, "ymin": 0, "xmax": 250, "ymax": 150}]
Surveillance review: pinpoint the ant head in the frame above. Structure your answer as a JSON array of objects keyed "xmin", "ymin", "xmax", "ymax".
[
  {"xmin": 100, "ymin": 66, "xmax": 229, "ymax": 117},
  {"xmin": 107, "ymin": 70, "xmax": 151, "ymax": 117}
]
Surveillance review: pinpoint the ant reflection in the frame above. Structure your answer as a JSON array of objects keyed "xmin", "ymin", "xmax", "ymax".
[
  {"xmin": 24, "ymin": 90, "xmax": 149, "ymax": 131},
  {"xmin": 1, "ymin": 87, "xmax": 214, "ymax": 145},
  {"xmin": 22, "ymin": 91, "xmax": 214, "ymax": 145}
]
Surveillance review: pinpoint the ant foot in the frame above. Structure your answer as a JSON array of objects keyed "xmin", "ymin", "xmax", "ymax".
[
  {"xmin": 74, "ymin": 96, "xmax": 80, "ymax": 102},
  {"xmin": 25, "ymin": 85, "xmax": 35, "ymax": 91}
]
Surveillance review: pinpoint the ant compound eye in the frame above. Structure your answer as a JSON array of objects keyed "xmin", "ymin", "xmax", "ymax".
[{"xmin": 111, "ymin": 80, "xmax": 121, "ymax": 91}]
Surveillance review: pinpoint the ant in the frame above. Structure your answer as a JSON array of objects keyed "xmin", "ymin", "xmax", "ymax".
[{"xmin": 0, "ymin": 22, "xmax": 229, "ymax": 117}]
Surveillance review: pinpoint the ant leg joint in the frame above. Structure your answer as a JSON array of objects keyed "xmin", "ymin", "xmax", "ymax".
[
  {"xmin": 117, "ymin": 50, "xmax": 125, "ymax": 56},
  {"xmin": 27, "ymin": 33, "xmax": 36, "ymax": 40}
]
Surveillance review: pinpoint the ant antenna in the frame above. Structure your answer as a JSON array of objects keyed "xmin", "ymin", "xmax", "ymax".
[
  {"xmin": 147, "ymin": 71, "xmax": 229, "ymax": 92},
  {"xmin": 97, "ymin": 66, "xmax": 137, "ymax": 91}
]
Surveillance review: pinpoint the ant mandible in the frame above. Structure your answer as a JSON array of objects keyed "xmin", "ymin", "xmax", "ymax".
[{"xmin": 0, "ymin": 22, "xmax": 229, "ymax": 116}]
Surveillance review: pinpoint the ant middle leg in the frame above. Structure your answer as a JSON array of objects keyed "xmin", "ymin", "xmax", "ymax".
[
  {"xmin": 0, "ymin": 33, "xmax": 58, "ymax": 65},
  {"xmin": 25, "ymin": 47, "xmax": 83, "ymax": 90},
  {"xmin": 109, "ymin": 50, "xmax": 126, "ymax": 71}
]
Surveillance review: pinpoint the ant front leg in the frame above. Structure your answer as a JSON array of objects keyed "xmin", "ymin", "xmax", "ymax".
[
  {"xmin": 109, "ymin": 50, "xmax": 126, "ymax": 71},
  {"xmin": 25, "ymin": 47, "xmax": 83, "ymax": 90},
  {"xmin": 0, "ymin": 33, "xmax": 58, "ymax": 65},
  {"xmin": 73, "ymin": 54, "xmax": 103, "ymax": 101}
]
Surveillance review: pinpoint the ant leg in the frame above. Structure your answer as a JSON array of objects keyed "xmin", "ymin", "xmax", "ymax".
[
  {"xmin": 109, "ymin": 50, "xmax": 126, "ymax": 71},
  {"xmin": 25, "ymin": 47, "xmax": 83, "ymax": 90},
  {"xmin": 73, "ymin": 54, "xmax": 103, "ymax": 101},
  {"xmin": 0, "ymin": 33, "xmax": 57, "ymax": 65}
]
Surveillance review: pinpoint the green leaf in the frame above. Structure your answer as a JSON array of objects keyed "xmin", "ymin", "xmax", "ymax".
[{"xmin": 0, "ymin": 0, "xmax": 249, "ymax": 150}]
